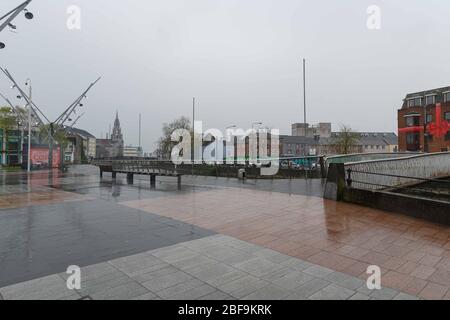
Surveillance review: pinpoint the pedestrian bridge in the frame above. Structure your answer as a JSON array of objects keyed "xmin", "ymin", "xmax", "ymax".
[{"xmin": 92, "ymin": 159, "xmax": 183, "ymax": 189}]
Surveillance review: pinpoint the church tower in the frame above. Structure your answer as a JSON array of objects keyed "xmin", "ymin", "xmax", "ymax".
[
  {"xmin": 111, "ymin": 111, "xmax": 123, "ymax": 141},
  {"xmin": 111, "ymin": 111, "xmax": 124, "ymax": 157}
]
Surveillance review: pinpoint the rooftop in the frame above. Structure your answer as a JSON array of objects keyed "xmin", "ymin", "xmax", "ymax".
[{"xmin": 404, "ymin": 86, "xmax": 450, "ymax": 100}]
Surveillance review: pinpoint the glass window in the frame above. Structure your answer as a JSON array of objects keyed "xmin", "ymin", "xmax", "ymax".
[
  {"xmin": 407, "ymin": 98, "xmax": 422, "ymax": 107},
  {"xmin": 406, "ymin": 133, "xmax": 420, "ymax": 144},
  {"xmin": 425, "ymin": 95, "xmax": 436, "ymax": 105},
  {"xmin": 406, "ymin": 116, "xmax": 420, "ymax": 127},
  {"xmin": 426, "ymin": 114, "xmax": 433, "ymax": 123},
  {"xmin": 445, "ymin": 92, "xmax": 450, "ymax": 102},
  {"xmin": 445, "ymin": 112, "xmax": 450, "ymax": 121}
]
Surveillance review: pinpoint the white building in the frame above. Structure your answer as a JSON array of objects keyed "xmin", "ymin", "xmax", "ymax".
[{"xmin": 123, "ymin": 145, "xmax": 143, "ymax": 158}]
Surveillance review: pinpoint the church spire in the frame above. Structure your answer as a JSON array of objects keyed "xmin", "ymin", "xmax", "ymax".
[{"xmin": 111, "ymin": 110, "xmax": 123, "ymax": 142}]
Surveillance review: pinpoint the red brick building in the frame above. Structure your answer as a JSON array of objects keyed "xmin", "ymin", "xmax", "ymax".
[{"xmin": 398, "ymin": 87, "xmax": 450, "ymax": 152}]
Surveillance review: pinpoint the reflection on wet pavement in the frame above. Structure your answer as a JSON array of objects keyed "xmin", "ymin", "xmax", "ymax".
[{"xmin": 1, "ymin": 165, "xmax": 449, "ymax": 299}]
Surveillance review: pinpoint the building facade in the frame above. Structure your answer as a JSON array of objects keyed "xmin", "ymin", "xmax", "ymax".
[
  {"xmin": 123, "ymin": 145, "xmax": 143, "ymax": 158},
  {"xmin": 96, "ymin": 112, "xmax": 124, "ymax": 158},
  {"xmin": 283, "ymin": 122, "xmax": 398, "ymax": 156},
  {"xmin": 292, "ymin": 122, "xmax": 332, "ymax": 138},
  {"xmin": 0, "ymin": 129, "xmax": 22, "ymax": 165},
  {"xmin": 398, "ymin": 87, "xmax": 450, "ymax": 152},
  {"xmin": 64, "ymin": 127, "xmax": 96, "ymax": 163}
]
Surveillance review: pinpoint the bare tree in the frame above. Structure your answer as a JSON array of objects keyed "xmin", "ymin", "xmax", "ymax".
[
  {"xmin": 156, "ymin": 116, "xmax": 191, "ymax": 160},
  {"xmin": 332, "ymin": 125, "xmax": 360, "ymax": 154}
]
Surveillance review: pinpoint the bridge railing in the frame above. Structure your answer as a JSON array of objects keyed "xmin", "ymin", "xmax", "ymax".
[
  {"xmin": 117, "ymin": 160, "xmax": 179, "ymax": 174},
  {"xmin": 344, "ymin": 152, "xmax": 450, "ymax": 191}
]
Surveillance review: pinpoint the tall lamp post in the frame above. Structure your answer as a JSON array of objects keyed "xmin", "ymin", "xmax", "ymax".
[{"xmin": 1, "ymin": 67, "xmax": 101, "ymax": 172}]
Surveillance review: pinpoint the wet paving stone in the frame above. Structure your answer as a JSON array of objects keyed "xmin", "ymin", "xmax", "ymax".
[
  {"xmin": 0, "ymin": 198, "xmax": 214, "ymax": 287},
  {"xmin": 1, "ymin": 166, "xmax": 448, "ymax": 299}
]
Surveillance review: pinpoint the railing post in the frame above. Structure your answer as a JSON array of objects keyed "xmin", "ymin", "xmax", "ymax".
[
  {"xmin": 127, "ymin": 172, "xmax": 133, "ymax": 184},
  {"xmin": 319, "ymin": 156, "xmax": 326, "ymax": 179},
  {"xmin": 150, "ymin": 174, "xmax": 156, "ymax": 188}
]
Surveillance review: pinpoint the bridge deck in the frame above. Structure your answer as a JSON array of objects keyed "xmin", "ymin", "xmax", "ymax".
[{"xmin": 92, "ymin": 159, "xmax": 182, "ymax": 189}]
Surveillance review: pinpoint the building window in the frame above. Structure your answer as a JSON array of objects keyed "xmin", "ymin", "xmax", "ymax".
[
  {"xmin": 425, "ymin": 95, "xmax": 436, "ymax": 105},
  {"xmin": 407, "ymin": 97, "xmax": 422, "ymax": 107},
  {"xmin": 444, "ymin": 92, "xmax": 450, "ymax": 102},
  {"xmin": 445, "ymin": 112, "xmax": 450, "ymax": 121},
  {"xmin": 446, "ymin": 132, "xmax": 450, "ymax": 141},
  {"xmin": 426, "ymin": 114, "xmax": 433, "ymax": 123},
  {"xmin": 406, "ymin": 133, "xmax": 420, "ymax": 144},
  {"xmin": 406, "ymin": 116, "xmax": 420, "ymax": 127}
]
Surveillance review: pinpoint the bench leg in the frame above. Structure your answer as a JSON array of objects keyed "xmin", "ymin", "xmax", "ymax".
[
  {"xmin": 150, "ymin": 174, "xmax": 156, "ymax": 188},
  {"xmin": 177, "ymin": 175, "xmax": 181, "ymax": 190},
  {"xmin": 127, "ymin": 173, "xmax": 134, "ymax": 184},
  {"xmin": 112, "ymin": 172, "xmax": 116, "ymax": 180},
  {"xmin": 100, "ymin": 170, "xmax": 103, "ymax": 178}
]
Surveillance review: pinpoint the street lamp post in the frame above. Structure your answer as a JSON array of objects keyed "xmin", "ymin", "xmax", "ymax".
[{"xmin": 1, "ymin": 67, "xmax": 101, "ymax": 172}]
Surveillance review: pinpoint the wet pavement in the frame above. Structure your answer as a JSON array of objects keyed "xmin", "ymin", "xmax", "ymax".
[
  {"xmin": 0, "ymin": 165, "xmax": 323, "ymax": 288},
  {"xmin": 0, "ymin": 165, "xmax": 449, "ymax": 300}
]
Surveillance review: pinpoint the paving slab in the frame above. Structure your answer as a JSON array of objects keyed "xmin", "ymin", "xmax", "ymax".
[
  {"xmin": 217, "ymin": 275, "xmax": 269, "ymax": 299},
  {"xmin": 0, "ymin": 233, "xmax": 423, "ymax": 300},
  {"xmin": 0, "ymin": 274, "xmax": 78, "ymax": 300},
  {"xmin": 89, "ymin": 281, "xmax": 149, "ymax": 300},
  {"xmin": 284, "ymin": 278, "xmax": 330, "ymax": 300},
  {"xmin": 141, "ymin": 271, "xmax": 193, "ymax": 292},
  {"xmin": 309, "ymin": 284, "xmax": 355, "ymax": 300},
  {"xmin": 242, "ymin": 284, "xmax": 292, "ymax": 300}
]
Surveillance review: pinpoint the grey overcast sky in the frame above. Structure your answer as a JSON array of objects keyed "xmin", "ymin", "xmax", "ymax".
[{"xmin": 1, "ymin": 0, "xmax": 450, "ymax": 152}]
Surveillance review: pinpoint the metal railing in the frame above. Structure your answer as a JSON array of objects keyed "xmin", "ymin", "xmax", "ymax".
[
  {"xmin": 92, "ymin": 159, "xmax": 180, "ymax": 175},
  {"xmin": 344, "ymin": 152, "xmax": 450, "ymax": 191}
]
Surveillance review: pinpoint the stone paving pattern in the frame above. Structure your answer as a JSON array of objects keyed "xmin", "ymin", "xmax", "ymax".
[
  {"xmin": 0, "ymin": 235, "xmax": 419, "ymax": 300},
  {"xmin": 1, "ymin": 167, "xmax": 449, "ymax": 300},
  {"xmin": 122, "ymin": 188, "xmax": 450, "ymax": 300}
]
